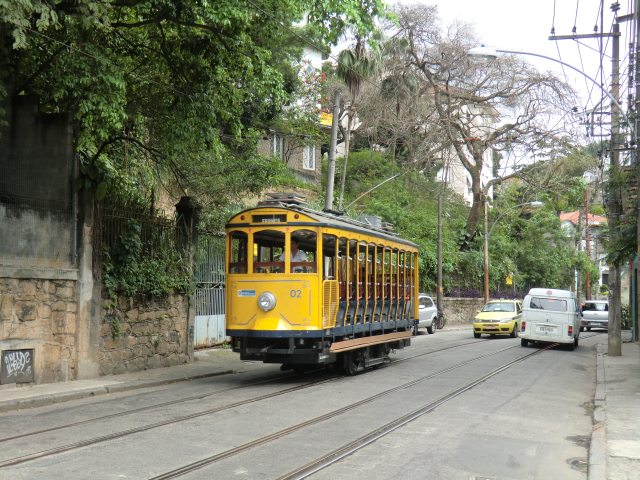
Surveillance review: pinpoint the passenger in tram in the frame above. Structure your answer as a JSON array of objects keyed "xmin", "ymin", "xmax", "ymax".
[{"xmin": 279, "ymin": 236, "xmax": 307, "ymax": 262}]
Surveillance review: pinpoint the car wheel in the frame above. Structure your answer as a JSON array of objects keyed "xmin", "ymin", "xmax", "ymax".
[
  {"xmin": 510, "ymin": 324, "xmax": 518, "ymax": 338},
  {"xmin": 574, "ymin": 337, "xmax": 579, "ymax": 348},
  {"xmin": 427, "ymin": 323, "xmax": 435, "ymax": 334},
  {"xmin": 473, "ymin": 332, "xmax": 481, "ymax": 338},
  {"xmin": 587, "ymin": 327, "xmax": 591, "ymax": 332},
  {"xmin": 521, "ymin": 338, "xmax": 528, "ymax": 347}
]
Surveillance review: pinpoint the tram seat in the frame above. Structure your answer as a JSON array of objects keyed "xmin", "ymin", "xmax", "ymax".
[
  {"xmin": 337, "ymin": 300, "xmax": 347, "ymax": 326},
  {"xmin": 398, "ymin": 298, "xmax": 406, "ymax": 320},
  {"xmin": 366, "ymin": 299, "xmax": 375, "ymax": 321},
  {"xmin": 346, "ymin": 301, "xmax": 357, "ymax": 325},
  {"xmin": 389, "ymin": 300, "xmax": 397, "ymax": 320},
  {"xmin": 357, "ymin": 298, "xmax": 367, "ymax": 322},
  {"xmin": 373, "ymin": 299, "xmax": 383, "ymax": 321},
  {"xmin": 381, "ymin": 299, "xmax": 390, "ymax": 321}
]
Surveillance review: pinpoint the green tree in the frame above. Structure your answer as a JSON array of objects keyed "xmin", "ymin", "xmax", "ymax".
[
  {"xmin": 1, "ymin": 0, "xmax": 386, "ymax": 221},
  {"xmin": 335, "ymin": 37, "xmax": 379, "ymax": 209}
]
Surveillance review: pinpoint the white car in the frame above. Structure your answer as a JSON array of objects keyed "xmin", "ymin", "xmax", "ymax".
[
  {"xmin": 417, "ymin": 294, "xmax": 439, "ymax": 334},
  {"xmin": 519, "ymin": 288, "xmax": 581, "ymax": 350},
  {"xmin": 580, "ymin": 300, "xmax": 609, "ymax": 331}
]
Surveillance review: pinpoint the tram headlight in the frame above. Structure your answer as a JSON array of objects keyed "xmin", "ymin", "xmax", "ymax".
[{"xmin": 257, "ymin": 292, "xmax": 277, "ymax": 312}]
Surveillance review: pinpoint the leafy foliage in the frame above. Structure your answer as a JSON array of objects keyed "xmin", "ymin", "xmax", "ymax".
[
  {"xmin": 1, "ymin": 0, "xmax": 386, "ymax": 212},
  {"xmin": 336, "ymin": 148, "xmax": 596, "ymax": 297},
  {"xmin": 102, "ymin": 220, "xmax": 192, "ymax": 300}
]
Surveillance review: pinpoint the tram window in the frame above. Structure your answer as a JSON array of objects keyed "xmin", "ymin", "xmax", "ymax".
[
  {"xmin": 290, "ymin": 229, "xmax": 317, "ymax": 273},
  {"xmin": 368, "ymin": 244, "xmax": 375, "ymax": 299},
  {"xmin": 229, "ymin": 231, "xmax": 248, "ymax": 273},
  {"xmin": 376, "ymin": 246, "xmax": 383, "ymax": 299},
  {"xmin": 338, "ymin": 237, "xmax": 348, "ymax": 298},
  {"xmin": 252, "ymin": 229, "xmax": 285, "ymax": 273},
  {"xmin": 384, "ymin": 248, "xmax": 391, "ymax": 299},
  {"xmin": 358, "ymin": 243, "xmax": 367, "ymax": 299},
  {"xmin": 399, "ymin": 251, "xmax": 407, "ymax": 299},
  {"xmin": 349, "ymin": 240, "xmax": 358, "ymax": 298},
  {"xmin": 322, "ymin": 234, "xmax": 337, "ymax": 279}
]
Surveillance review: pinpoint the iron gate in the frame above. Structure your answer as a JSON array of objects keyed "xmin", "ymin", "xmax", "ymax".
[{"xmin": 194, "ymin": 236, "xmax": 226, "ymax": 348}]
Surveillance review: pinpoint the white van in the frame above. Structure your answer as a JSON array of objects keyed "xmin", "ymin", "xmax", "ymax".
[{"xmin": 520, "ymin": 288, "xmax": 580, "ymax": 350}]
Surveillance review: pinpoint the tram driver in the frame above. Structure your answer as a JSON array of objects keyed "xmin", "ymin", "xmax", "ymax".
[{"xmin": 279, "ymin": 236, "xmax": 307, "ymax": 262}]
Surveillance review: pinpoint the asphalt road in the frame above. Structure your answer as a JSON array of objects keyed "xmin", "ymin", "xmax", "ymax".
[{"xmin": 0, "ymin": 329, "xmax": 603, "ymax": 479}]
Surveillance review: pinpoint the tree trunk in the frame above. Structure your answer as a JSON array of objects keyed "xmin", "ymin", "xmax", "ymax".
[
  {"xmin": 338, "ymin": 112, "xmax": 353, "ymax": 210},
  {"xmin": 465, "ymin": 182, "xmax": 484, "ymax": 240}
]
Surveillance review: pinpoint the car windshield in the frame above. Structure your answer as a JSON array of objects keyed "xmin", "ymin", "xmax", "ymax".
[
  {"xmin": 583, "ymin": 302, "xmax": 608, "ymax": 312},
  {"xmin": 481, "ymin": 302, "xmax": 515, "ymax": 312}
]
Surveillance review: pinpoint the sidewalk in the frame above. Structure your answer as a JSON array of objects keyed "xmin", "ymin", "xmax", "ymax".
[
  {"xmin": 591, "ymin": 341, "xmax": 640, "ymax": 480},
  {"xmin": 0, "ymin": 348, "xmax": 266, "ymax": 413},
  {"xmin": 1, "ymin": 338, "xmax": 639, "ymax": 480}
]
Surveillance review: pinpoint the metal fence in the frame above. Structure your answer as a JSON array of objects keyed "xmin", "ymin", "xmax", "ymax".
[
  {"xmin": 92, "ymin": 205, "xmax": 180, "ymax": 279},
  {"xmin": 194, "ymin": 235, "xmax": 227, "ymax": 348}
]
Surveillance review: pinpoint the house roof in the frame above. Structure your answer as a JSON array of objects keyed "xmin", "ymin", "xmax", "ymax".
[{"xmin": 560, "ymin": 211, "xmax": 607, "ymax": 227}]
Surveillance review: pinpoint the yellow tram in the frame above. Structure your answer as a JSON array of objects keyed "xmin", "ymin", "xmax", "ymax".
[{"xmin": 225, "ymin": 194, "xmax": 419, "ymax": 374}]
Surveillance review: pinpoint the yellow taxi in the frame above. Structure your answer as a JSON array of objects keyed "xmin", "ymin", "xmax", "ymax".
[{"xmin": 473, "ymin": 299, "xmax": 522, "ymax": 338}]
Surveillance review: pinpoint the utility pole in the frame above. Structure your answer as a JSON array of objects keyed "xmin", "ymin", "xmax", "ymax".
[
  {"xmin": 585, "ymin": 189, "xmax": 592, "ymax": 299},
  {"xmin": 483, "ymin": 197, "xmax": 489, "ymax": 303},
  {"xmin": 436, "ymin": 191, "xmax": 443, "ymax": 314},
  {"xmin": 552, "ymin": 15, "xmax": 628, "ymax": 353},
  {"xmin": 634, "ymin": 0, "xmax": 640, "ymax": 342},
  {"xmin": 609, "ymin": 21, "xmax": 623, "ymax": 356},
  {"xmin": 324, "ymin": 90, "xmax": 340, "ymax": 212}
]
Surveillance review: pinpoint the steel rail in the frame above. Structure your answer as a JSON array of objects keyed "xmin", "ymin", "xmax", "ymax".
[
  {"xmin": 0, "ymin": 338, "xmax": 483, "ymax": 444},
  {"xmin": 148, "ymin": 344, "xmax": 522, "ymax": 479},
  {"xmin": 0, "ymin": 339, "xmax": 487, "ymax": 466}
]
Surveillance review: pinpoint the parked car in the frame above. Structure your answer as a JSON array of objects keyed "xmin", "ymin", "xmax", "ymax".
[
  {"xmin": 472, "ymin": 299, "xmax": 522, "ymax": 338},
  {"xmin": 519, "ymin": 288, "xmax": 580, "ymax": 350},
  {"xmin": 417, "ymin": 294, "xmax": 438, "ymax": 334},
  {"xmin": 580, "ymin": 300, "xmax": 609, "ymax": 331}
]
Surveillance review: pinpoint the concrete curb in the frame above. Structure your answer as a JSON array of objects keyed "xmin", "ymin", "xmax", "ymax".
[
  {"xmin": 588, "ymin": 343, "xmax": 607, "ymax": 480},
  {"xmin": 0, "ymin": 369, "xmax": 233, "ymax": 413}
]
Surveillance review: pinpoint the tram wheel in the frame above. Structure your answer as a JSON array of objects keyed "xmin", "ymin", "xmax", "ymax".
[{"xmin": 342, "ymin": 351, "xmax": 364, "ymax": 376}]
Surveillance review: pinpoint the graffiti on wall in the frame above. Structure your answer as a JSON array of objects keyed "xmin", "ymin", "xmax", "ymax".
[{"xmin": 1, "ymin": 349, "xmax": 35, "ymax": 384}]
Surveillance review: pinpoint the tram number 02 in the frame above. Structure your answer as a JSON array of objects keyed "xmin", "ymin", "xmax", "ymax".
[{"xmin": 289, "ymin": 289, "xmax": 302, "ymax": 299}]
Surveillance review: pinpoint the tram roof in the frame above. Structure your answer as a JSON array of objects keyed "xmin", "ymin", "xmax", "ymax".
[{"xmin": 227, "ymin": 204, "xmax": 419, "ymax": 249}]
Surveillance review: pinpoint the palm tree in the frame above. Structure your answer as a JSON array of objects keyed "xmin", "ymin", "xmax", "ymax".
[{"xmin": 336, "ymin": 38, "xmax": 379, "ymax": 209}]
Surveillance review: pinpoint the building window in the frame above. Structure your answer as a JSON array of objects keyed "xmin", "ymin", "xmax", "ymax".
[
  {"xmin": 271, "ymin": 134, "xmax": 284, "ymax": 159},
  {"xmin": 303, "ymin": 145, "xmax": 316, "ymax": 170}
]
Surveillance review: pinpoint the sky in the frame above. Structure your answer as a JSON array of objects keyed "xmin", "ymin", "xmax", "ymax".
[{"xmin": 398, "ymin": 0, "xmax": 634, "ymax": 138}]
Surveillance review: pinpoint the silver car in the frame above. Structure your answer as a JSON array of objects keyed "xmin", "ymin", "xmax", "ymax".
[
  {"xmin": 418, "ymin": 294, "xmax": 438, "ymax": 334},
  {"xmin": 580, "ymin": 300, "xmax": 609, "ymax": 331}
]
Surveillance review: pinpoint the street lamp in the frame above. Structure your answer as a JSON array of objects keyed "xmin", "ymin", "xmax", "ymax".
[
  {"xmin": 467, "ymin": 45, "xmax": 635, "ymax": 133},
  {"xmin": 483, "ymin": 200, "xmax": 544, "ymax": 303},
  {"xmin": 469, "ymin": 44, "xmax": 633, "ymax": 355}
]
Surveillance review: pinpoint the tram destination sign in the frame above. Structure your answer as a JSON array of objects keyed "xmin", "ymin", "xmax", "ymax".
[{"xmin": 252, "ymin": 214, "xmax": 287, "ymax": 223}]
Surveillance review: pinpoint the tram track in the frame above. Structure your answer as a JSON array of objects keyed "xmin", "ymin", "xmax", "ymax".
[
  {"xmin": 276, "ymin": 345, "xmax": 552, "ymax": 480},
  {"xmin": 149, "ymin": 343, "xmax": 525, "ymax": 479},
  {"xmin": 0, "ymin": 335, "xmax": 599, "ymax": 472},
  {"xmin": 0, "ymin": 338, "xmax": 483, "ymax": 445},
  {"xmin": 0, "ymin": 338, "xmax": 495, "ymax": 469},
  {"xmin": 150, "ymin": 335, "xmax": 602, "ymax": 480}
]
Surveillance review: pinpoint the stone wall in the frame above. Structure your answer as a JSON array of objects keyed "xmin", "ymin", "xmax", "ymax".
[
  {"xmin": 99, "ymin": 293, "xmax": 190, "ymax": 375},
  {"xmin": 441, "ymin": 297, "xmax": 486, "ymax": 325},
  {"xmin": 0, "ymin": 277, "xmax": 78, "ymax": 383}
]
